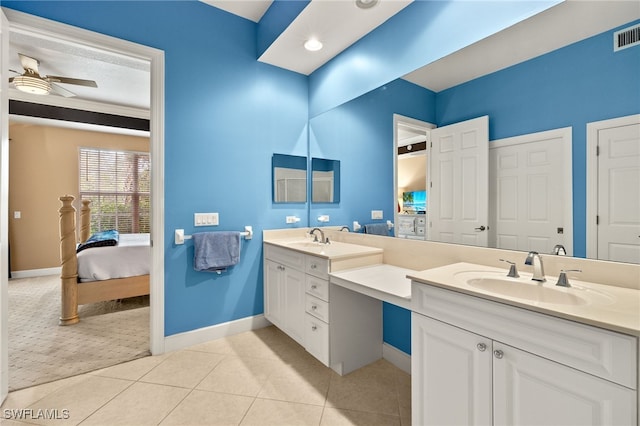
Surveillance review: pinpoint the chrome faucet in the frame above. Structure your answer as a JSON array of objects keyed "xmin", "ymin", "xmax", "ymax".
[
  {"xmin": 499, "ymin": 259, "xmax": 519, "ymax": 278},
  {"xmin": 340, "ymin": 226, "xmax": 350, "ymax": 232},
  {"xmin": 525, "ymin": 251, "xmax": 546, "ymax": 282},
  {"xmin": 309, "ymin": 228, "xmax": 326, "ymax": 244}
]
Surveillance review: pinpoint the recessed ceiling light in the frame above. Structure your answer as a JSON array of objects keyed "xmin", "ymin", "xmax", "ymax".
[
  {"xmin": 355, "ymin": 0, "xmax": 378, "ymax": 9},
  {"xmin": 304, "ymin": 38, "xmax": 323, "ymax": 52}
]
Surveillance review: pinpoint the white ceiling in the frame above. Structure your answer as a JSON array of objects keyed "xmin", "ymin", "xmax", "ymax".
[{"xmin": 6, "ymin": 1, "xmax": 639, "ymax": 114}]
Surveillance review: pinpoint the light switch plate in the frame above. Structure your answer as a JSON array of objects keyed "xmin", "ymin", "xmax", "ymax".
[
  {"xmin": 195, "ymin": 212, "xmax": 219, "ymax": 226},
  {"xmin": 371, "ymin": 210, "xmax": 383, "ymax": 219}
]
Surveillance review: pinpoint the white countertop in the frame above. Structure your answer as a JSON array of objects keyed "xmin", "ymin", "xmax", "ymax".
[
  {"xmin": 264, "ymin": 238, "xmax": 382, "ymax": 260},
  {"xmin": 409, "ymin": 262, "xmax": 640, "ymax": 337},
  {"xmin": 330, "ymin": 264, "xmax": 414, "ymax": 309}
]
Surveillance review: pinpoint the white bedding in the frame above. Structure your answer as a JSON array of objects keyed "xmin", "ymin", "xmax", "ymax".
[{"xmin": 77, "ymin": 233, "xmax": 150, "ymax": 282}]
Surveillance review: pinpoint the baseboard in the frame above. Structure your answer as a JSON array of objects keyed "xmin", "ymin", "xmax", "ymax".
[
  {"xmin": 383, "ymin": 343, "xmax": 411, "ymax": 375},
  {"xmin": 163, "ymin": 314, "xmax": 271, "ymax": 353},
  {"xmin": 11, "ymin": 267, "xmax": 61, "ymax": 279}
]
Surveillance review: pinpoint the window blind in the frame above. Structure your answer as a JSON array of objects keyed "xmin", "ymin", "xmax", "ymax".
[{"xmin": 79, "ymin": 148, "xmax": 150, "ymax": 234}]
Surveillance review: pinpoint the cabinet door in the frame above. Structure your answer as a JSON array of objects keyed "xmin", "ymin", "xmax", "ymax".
[
  {"xmin": 264, "ymin": 260, "xmax": 284, "ymax": 328},
  {"xmin": 283, "ymin": 266, "xmax": 305, "ymax": 345},
  {"xmin": 493, "ymin": 343, "xmax": 637, "ymax": 426},
  {"xmin": 412, "ymin": 313, "xmax": 492, "ymax": 426}
]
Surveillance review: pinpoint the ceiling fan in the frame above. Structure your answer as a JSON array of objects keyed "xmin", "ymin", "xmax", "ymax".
[{"xmin": 9, "ymin": 53, "xmax": 98, "ymax": 97}]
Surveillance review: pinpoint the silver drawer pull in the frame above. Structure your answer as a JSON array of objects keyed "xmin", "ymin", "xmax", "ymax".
[
  {"xmin": 311, "ymin": 325, "xmax": 317, "ymax": 331},
  {"xmin": 311, "ymin": 285, "xmax": 317, "ymax": 289},
  {"xmin": 310, "ymin": 264, "xmax": 317, "ymax": 269},
  {"xmin": 493, "ymin": 350, "xmax": 504, "ymax": 359},
  {"xmin": 477, "ymin": 343, "xmax": 486, "ymax": 352},
  {"xmin": 311, "ymin": 305, "xmax": 317, "ymax": 310}
]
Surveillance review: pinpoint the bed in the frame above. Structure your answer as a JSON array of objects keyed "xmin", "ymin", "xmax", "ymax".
[{"xmin": 58, "ymin": 195, "xmax": 150, "ymax": 325}]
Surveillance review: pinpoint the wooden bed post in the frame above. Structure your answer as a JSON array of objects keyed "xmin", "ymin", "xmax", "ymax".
[
  {"xmin": 79, "ymin": 199, "xmax": 91, "ymax": 243},
  {"xmin": 59, "ymin": 195, "xmax": 79, "ymax": 325}
]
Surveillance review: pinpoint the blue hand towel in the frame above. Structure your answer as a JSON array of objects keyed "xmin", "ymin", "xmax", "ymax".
[
  {"xmin": 364, "ymin": 223, "xmax": 389, "ymax": 236},
  {"xmin": 192, "ymin": 231, "xmax": 241, "ymax": 272}
]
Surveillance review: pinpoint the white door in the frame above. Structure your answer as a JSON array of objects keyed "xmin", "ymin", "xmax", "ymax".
[
  {"xmin": 489, "ymin": 127, "xmax": 572, "ymax": 255},
  {"xmin": 0, "ymin": 8, "xmax": 9, "ymax": 405},
  {"xmin": 412, "ymin": 313, "xmax": 492, "ymax": 426},
  {"xmin": 493, "ymin": 343, "xmax": 636, "ymax": 425},
  {"xmin": 429, "ymin": 116, "xmax": 489, "ymax": 246},
  {"xmin": 596, "ymin": 122, "xmax": 640, "ymax": 263}
]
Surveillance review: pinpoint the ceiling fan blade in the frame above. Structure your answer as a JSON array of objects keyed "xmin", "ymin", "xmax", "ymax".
[
  {"xmin": 46, "ymin": 75, "xmax": 97, "ymax": 88},
  {"xmin": 18, "ymin": 53, "xmax": 40, "ymax": 73},
  {"xmin": 49, "ymin": 82, "xmax": 76, "ymax": 98}
]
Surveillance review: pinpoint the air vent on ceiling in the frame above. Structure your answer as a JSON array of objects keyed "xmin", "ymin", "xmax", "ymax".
[{"xmin": 613, "ymin": 24, "xmax": 640, "ymax": 52}]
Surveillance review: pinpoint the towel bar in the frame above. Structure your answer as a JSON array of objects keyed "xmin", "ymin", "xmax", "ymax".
[{"xmin": 174, "ymin": 226, "xmax": 253, "ymax": 245}]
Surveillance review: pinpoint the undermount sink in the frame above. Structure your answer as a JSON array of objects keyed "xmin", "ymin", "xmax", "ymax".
[
  {"xmin": 466, "ymin": 277, "xmax": 588, "ymax": 305},
  {"xmin": 453, "ymin": 271, "xmax": 614, "ymax": 306}
]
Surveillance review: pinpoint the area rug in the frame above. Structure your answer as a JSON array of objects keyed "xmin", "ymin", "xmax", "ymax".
[{"xmin": 8, "ymin": 274, "xmax": 150, "ymax": 391}]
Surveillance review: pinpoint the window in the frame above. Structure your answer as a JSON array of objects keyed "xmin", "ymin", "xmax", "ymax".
[{"xmin": 79, "ymin": 148, "xmax": 150, "ymax": 234}]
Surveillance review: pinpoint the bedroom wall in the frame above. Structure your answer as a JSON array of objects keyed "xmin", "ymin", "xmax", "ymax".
[{"xmin": 8, "ymin": 122, "xmax": 149, "ymax": 273}]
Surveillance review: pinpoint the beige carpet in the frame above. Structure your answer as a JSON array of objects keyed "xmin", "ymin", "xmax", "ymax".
[{"xmin": 8, "ymin": 274, "xmax": 150, "ymax": 391}]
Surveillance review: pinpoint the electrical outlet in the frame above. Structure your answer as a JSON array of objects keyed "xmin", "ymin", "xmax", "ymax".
[
  {"xmin": 371, "ymin": 210, "xmax": 383, "ymax": 220},
  {"xmin": 286, "ymin": 216, "xmax": 300, "ymax": 224}
]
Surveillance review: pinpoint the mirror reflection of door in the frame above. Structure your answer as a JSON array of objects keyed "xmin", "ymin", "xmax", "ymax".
[
  {"xmin": 489, "ymin": 127, "xmax": 573, "ymax": 255},
  {"xmin": 587, "ymin": 114, "xmax": 640, "ymax": 264},
  {"xmin": 429, "ymin": 116, "xmax": 489, "ymax": 247}
]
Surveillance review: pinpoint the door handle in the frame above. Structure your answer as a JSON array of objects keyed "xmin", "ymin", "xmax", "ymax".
[{"xmin": 475, "ymin": 225, "xmax": 486, "ymax": 231}]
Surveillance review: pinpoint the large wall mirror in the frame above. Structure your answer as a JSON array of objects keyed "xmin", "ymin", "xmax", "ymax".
[
  {"xmin": 307, "ymin": 7, "xmax": 639, "ymax": 264},
  {"xmin": 272, "ymin": 153, "xmax": 307, "ymax": 203},
  {"xmin": 311, "ymin": 158, "xmax": 340, "ymax": 203}
]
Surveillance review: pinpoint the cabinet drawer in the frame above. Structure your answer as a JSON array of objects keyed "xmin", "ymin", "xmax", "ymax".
[
  {"xmin": 306, "ymin": 275, "xmax": 329, "ymax": 301},
  {"xmin": 306, "ymin": 255, "xmax": 329, "ymax": 280},
  {"xmin": 306, "ymin": 294, "xmax": 329, "ymax": 323},
  {"xmin": 305, "ymin": 313, "xmax": 329, "ymax": 366},
  {"xmin": 412, "ymin": 283, "xmax": 638, "ymax": 389},
  {"xmin": 264, "ymin": 244, "xmax": 305, "ymax": 270}
]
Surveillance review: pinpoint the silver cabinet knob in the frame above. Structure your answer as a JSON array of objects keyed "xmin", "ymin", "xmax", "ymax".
[
  {"xmin": 311, "ymin": 305, "xmax": 317, "ymax": 310},
  {"xmin": 311, "ymin": 284, "xmax": 317, "ymax": 289},
  {"xmin": 311, "ymin": 264, "xmax": 317, "ymax": 269},
  {"xmin": 311, "ymin": 325, "xmax": 317, "ymax": 331},
  {"xmin": 493, "ymin": 350, "xmax": 504, "ymax": 359},
  {"xmin": 477, "ymin": 343, "xmax": 487, "ymax": 352}
]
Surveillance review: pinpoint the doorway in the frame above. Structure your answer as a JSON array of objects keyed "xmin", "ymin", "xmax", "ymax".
[
  {"xmin": 393, "ymin": 114, "xmax": 434, "ymax": 240},
  {"xmin": 0, "ymin": 8, "xmax": 165, "ymax": 402}
]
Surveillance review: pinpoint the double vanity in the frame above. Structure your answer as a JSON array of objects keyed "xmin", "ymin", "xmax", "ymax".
[{"xmin": 263, "ymin": 228, "xmax": 639, "ymax": 425}]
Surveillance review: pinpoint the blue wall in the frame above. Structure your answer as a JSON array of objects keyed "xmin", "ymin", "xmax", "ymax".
[
  {"xmin": 436, "ymin": 19, "xmax": 640, "ymax": 258},
  {"xmin": 309, "ymin": 78, "xmax": 435, "ymax": 230},
  {"xmin": 2, "ymin": 1, "xmax": 309, "ymax": 336}
]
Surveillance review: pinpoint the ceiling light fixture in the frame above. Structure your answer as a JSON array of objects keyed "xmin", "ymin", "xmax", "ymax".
[
  {"xmin": 304, "ymin": 38, "xmax": 323, "ymax": 52},
  {"xmin": 355, "ymin": 0, "xmax": 379, "ymax": 9},
  {"xmin": 13, "ymin": 74, "xmax": 51, "ymax": 95}
]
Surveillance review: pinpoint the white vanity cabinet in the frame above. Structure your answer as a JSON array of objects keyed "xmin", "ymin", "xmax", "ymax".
[
  {"xmin": 263, "ymin": 247, "xmax": 306, "ymax": 345},
  {"xmin": 412, "ymin": 284, "xmax": 638, "ymax": 426},
  {"xmin": 263, "ymin": 243, "xmax": 331, "ymax": 362}
]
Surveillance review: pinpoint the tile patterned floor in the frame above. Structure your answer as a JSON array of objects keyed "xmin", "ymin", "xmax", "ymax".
[{"xmin": 1, "ymin": 326, "xmax": 411, "ymax": 425}]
